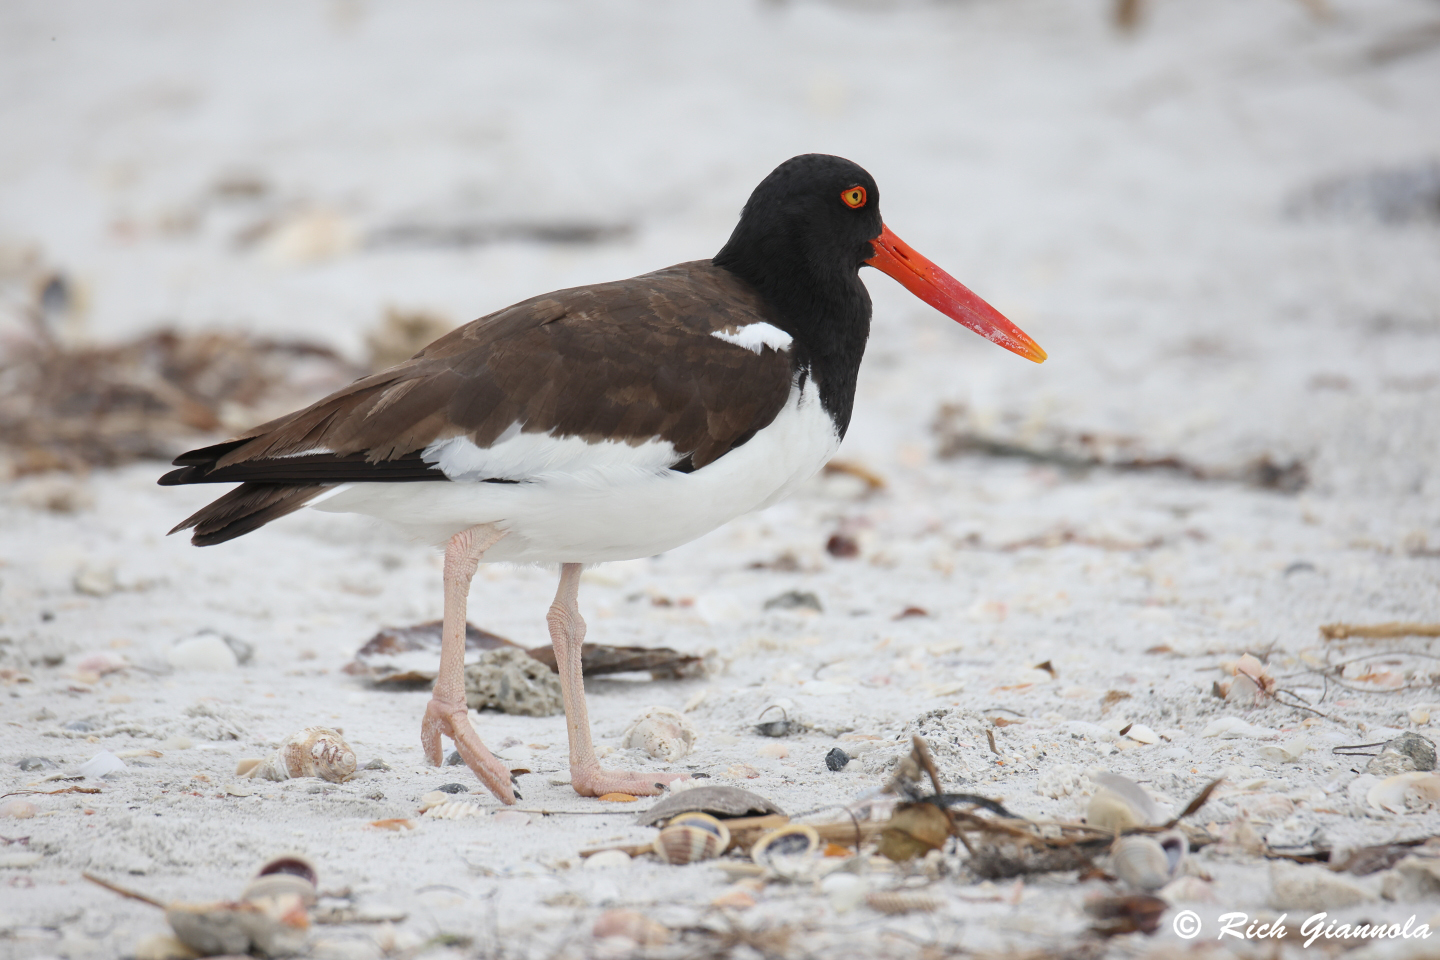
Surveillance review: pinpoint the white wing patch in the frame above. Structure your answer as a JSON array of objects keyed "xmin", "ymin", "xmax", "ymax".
[{"xmin": 711, "ymin": 322, "xmax": 792, "ymax": 354}]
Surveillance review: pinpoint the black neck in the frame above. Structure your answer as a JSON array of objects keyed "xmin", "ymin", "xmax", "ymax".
[{"xmin": 712, "ymin": 242, "xmax": 871, "ymax": 438}]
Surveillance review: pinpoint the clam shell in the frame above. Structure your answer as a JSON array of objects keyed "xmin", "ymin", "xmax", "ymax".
[
  {"xmin": 1367, "ymin": 772, "xmax": 1440, "ymax": 814},
  {"xmin": 654, "ymin": 823, "xmax": 727, "ymax": 865},
  {"xmin": 1111, "ymin": 834, "xmax": 1183, "ymax": 892},
  {"xmin": 620, "ymin": 706, "xmax": 697, "ymax": 762},
  {"xmin": 635, "ymin": 785, "xmax": 784, "ymax": 826},
  {"xmin": 864, "ymin": 890, "xmax": 942, "ymax": 915},
  {"xmin": 751, "ymin": 824, "xmax": 820, "ymax": 881},
  {"xmin": 237, "ymin": 727, "xmax": 356, "ymax": 783},
  {"xmin": 242, "ymin": 856, "xmax": 318, "ymax": 904},
  {"xmin": 1087, "ymin": 773, "xmax": 1159, "ymax": 833}
]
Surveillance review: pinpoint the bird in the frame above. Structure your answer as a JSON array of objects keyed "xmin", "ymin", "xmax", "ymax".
[{"xmin": 160, "ymin": 154, "xmax": 1045, "ymax": 805}]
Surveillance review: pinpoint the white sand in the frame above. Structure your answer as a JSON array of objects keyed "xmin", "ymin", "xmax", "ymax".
[{"xmin": 3, "ymin": 1, "xmax": 1440, "ymax": 957}]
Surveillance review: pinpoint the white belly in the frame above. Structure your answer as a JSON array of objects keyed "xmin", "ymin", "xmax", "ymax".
[{"xmin": 311, "ymin": 379, "xmax": 839, "ymax": 563}]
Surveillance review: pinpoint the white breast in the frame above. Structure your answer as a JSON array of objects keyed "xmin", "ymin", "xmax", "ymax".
[{"xmin": 312, "ymin": 377, "xmax": 840, "ymax": 563}]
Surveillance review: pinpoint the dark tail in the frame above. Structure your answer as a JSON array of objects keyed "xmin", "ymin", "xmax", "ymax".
[{"xmin": 169, "ymin": 482, "xmax": 334, "ymax": 546}]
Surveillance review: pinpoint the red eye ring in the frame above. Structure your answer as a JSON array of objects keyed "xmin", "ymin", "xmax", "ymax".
[{"xmin": 841, "ymin": 186, "xmax": 867, "ymax": 209}]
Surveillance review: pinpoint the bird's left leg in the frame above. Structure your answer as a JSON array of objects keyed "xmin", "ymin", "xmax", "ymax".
[
  {"xmin": 421, "ymin": 523, "xmax": 516, "ymax": 804},
  {"xmin": 548, "ymin": 563, "xmax": 689, "ymax": 797}
]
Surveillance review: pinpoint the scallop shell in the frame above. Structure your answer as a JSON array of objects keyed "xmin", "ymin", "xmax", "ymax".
[
  {"xmin": 620, "ymin": 706, "xmax": 697, "ymax": 762},
  {"xmin": 242, "ymin": 856, "xmax": 318, "ymax": 905},
  {"xmin": 236, "ymin": 727, "xmax": 356, "ymax": 783},
  {"xmin": 653, "ymin": 812, "xmax": 730, "ymax": 864},
  {"xmin": 864, "ymin": 890, "xmax": 942, "ymax": 915},
  {"xmin": 751, "ymin": 824, "xmax": 821, "ymax": 881},
  {"xmin": 635, "ymin": 784, "xmax": 785, "ymax": 826},
  {"xmin": 1367, "ymin": 772, "xmax": 1440, "ymax": 814},
  {"xmin": 1111, "ymin": 834, "xmax": 1184, "ymax": 893}
]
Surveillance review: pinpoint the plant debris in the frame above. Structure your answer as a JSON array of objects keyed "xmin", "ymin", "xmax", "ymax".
[{"xmin": 1320, "ymin": 622, "xmax": 1440, "ymax": 641}]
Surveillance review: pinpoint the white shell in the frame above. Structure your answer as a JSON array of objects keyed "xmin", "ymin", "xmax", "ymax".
[
  {"xmin": 864, "ymin": 890, "xmax": 942, "ymax": 915},
  {"xmin": 1111, "ymin": 833, "xmax": 1185, "ymax": 892},
  {"xmin": 751, "ymin": 824, "xmax": 820, "ymax": 881},
  {"xmin": 1367, "ymin": 772, "xmax": 1440, "ymax": 814},
  {"xmin": 620, "ymin": 706, "xmax": 697, "ymax": 762},
  {"xmin": 236, "ymin": 727, "xmax": 356, "ymax": 783},
  {"xmin": 1086, "ymin": 773, "xmax": 1158, "ymax": 832},
  {"xmin": 423, "ymin": 801, "xmax": 489, "ymax": 820}
]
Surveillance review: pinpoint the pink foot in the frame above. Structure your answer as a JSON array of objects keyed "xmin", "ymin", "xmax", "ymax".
[
  {"xmin": 572, "ymin": 767, "xmax": 689, "ymax": 798},
  {"xmin": 421, "ymin": 698, "xmax": 516, "ymax": 805}
]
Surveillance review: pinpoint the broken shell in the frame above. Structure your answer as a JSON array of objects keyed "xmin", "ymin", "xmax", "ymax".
[
  {"xmin": 1111, "ymin": 834, "xmax": 1185, "ymax": 893},
  {"xmin": 423, "ymin": 801, "xmax": 489, "ymax": 820},
  {"xmin": 864, "ymin": 890, "xmax": 942, "ymax": 915},
  {"xmin": 620, "ymin": 706, "xmax": 697, "ymax": 762},
  {"xmin": 751, "ymin": 824, "xmax": 821, "ymax": 880},
  {"xmin": 0, "ymin": 799, "xmax": 37, "ymax": 819},
  {"xmin": 1159, "ymin": 875, "xmax": 1214, "ymax": 903},
  {"xmin": 1367, "ymin": 772, "xmax": 1440, "ymax": 814},
  {"xmin": 635, "ymin": 784, "xmax": 785, "ymax": 826},
  {"xmin": 1086, "ymin": 773, "xmax": 1159, "ymax": 832},
  {"xmin": 166, "ymin": 898, "xmax": 308, "ymax": 959},
  {"xmin": 242, "ymin": 856, "xmax": 318, "ymax": 905},
  {"xmin": 237, "ymin": 727, "xmax": 356, "ymax": 783},
  {"xmin": 755, "ymin": 701, "xmax": 801, "ymax": 737},
  {"xmin": 653, "ymin": 812, "xmax": 730, "ymax": 864},
  {"xmin": 592, "ymin": 909, "xmax": 669, "ymax": 946}
]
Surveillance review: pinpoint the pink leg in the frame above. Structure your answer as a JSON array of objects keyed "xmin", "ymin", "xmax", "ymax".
[
  {"xmin": 420, "ymin": 524, "xmax": 516, "ymax": 804},
  {"xmin": 548, "ymin": 563, "xmax": 689, "ymax": 797}
]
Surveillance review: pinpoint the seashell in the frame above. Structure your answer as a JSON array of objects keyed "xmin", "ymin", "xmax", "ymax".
[
  {"xmin": 1235, "ymin": 793, "xmax": 1294, "ymax": 822},
  {"xmin": 751, "ymin": 824, "xmax": 821, "ymax": 881},
  {"xmin": 423, "ymin": 801, "xmax": 489, "ymax": 820},
  {"xmin": 1410, "ymin": 706, "xmax": 1432, "ymax": 726},
  {"xmin": 1367, "ymin": 771, "xmax": 1440, "ymax": 814},
  {"xmin": 878, "ymin": 802, "xmax": 952, "ymax": 862},
  {"xmin": 492, "ymin": 809, "xmax": 531, "ymax": 826},
  {"xmin": 1086, "ymin": 773, "xmax": 1158, "ymax": 832},
  {"xmin": 592, "ymin": 909, "xmax": 669, "ymax": 946},
  {"xmin": 725, "ymin": 763, "xmax": 761, "ymax": 779},
  {"xmin": 821, "ymin": 873, "xmax": 868, "ymax": 912},
  {"xmin": 583, "ymin": 850, "xmax": 633, "ymax": 870},
  {"xmin": 166, "ymin": 898, "xmax": 308, "ymax": 958},
  {"xmin": 653, "ymin": 812, "xmax": 730, "ymax": 864},
  {"xmin": 620, "ymin": 706, "xmax": 697, "ymax": 762},
  {"xmin": 1111, "ymin": 834, "xmax": 1185, "ymax": 893},
  {"xmin": 237, "ymin": 727, "xmax": 356, "ymax": 783},
  {"xmin": 1159, "ymin": 875, "xmax": 1214, "ymax": 903},
  {"xmin": 864, "ymin": 890, "xmax": 942, "ymax": 915},
  {"xmin": 0, "ymin": 799, "xmax": 37, "ymax": 819},
  {"xmin": 77, "ymin": 751, "xmax": 127, "ymax": 779},
  {"xmin": 598, "ymin": 792, "xmax": 637, "ymax": 803},
  {"xmin": 756, "ymin": 743, "xmax": 788, "ymax": 759},
  {"xmin": 242, "ymin": 856, "xmax": 317, "ymax": 905},
  {"xmin": 636, "ymin": 784, "xmax": 784, "ymax": 826},
  {"xmin": 1124, "ymin": 724, "xmax": 1159, "ymax": 745},
  {"xmin": 755, "ymin": 701, "xmax": 801, "ymax": 737},
  {"xmin": 711, "ymin": 886, "xmax": 756, "ymax": 910},
  {"xmin": 368, "ymin": 818, "xmax": 415, "ymax": 831}
]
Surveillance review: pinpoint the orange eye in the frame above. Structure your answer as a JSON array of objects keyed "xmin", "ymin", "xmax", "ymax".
[{"xmin": 841, "ymin": 186, "xmax": 867, "ymax": 209}]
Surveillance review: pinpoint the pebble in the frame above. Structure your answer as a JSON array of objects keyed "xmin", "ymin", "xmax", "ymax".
[
  {"xmin": 16, "ymin": 757, "xmax": 54, "ymax": 771},
  {"xmin": 724, "ymin": 764, "xmax": 760, "ymax": 779},
  {"xmin": 1367, "ymin": 732, "xmax": 1438, "ymax": 776},
  {"xmin": 363, "ymin": 759, "xmax": 391, "ymax": 771},
  {"xmin": 168, "ymin": 634, "xmax": 239, "ymax": 671},
  {"xmin": 445, "ymin": 750, "xmax": 464, "ymax": 766},
  {"xmin": 0, "ymin": 799, "xmax": 38, "ymax": 819},
  {"xmin": 64, "ymin": 720, "xmax": 95, "ymax": 732},
  {"xmin": 825, "ymin": 748, "xmax": 851, "ymax": 771},
  {"xmin": 437, "ymin": 782, "xmax": 466, "ymax": 794}
]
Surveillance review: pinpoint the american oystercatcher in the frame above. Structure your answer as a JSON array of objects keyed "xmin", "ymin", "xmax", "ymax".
[{"xmin": 161, "ymin": 154, "xmax": 1045, "ymax": 804}]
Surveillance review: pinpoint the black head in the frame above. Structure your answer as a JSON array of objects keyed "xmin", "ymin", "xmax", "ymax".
[{"xmin": 713, "ymin": 154, "xmax": 883, "ymax": 436}]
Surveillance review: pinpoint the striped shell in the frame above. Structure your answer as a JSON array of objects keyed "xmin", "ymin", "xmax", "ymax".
[
  {"xmin": 1111, "ymin": 833, "xmax": 1185, "ymax": 892},
  {"xmin": 864, "ymin": 890, "xmax": 942, "ymax": 915},
  {"xmin": 423, "ymin": 801, "xmax": 489, "ymax": 820},
  {"xmin": 653, "ymin": 812, "xmax": 730, "ymax": 864},
  {"xmin": 236, "ymin": 727, "xmax": 356, "ymax": 783},
  {"xmin": 751, "ymin": 824, "xmax": 820, "ymax": 881}
]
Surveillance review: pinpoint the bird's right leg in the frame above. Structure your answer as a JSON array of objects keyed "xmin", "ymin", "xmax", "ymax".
[{"xmin": 420, "ymin": 523, "xmax": 515, "ymax": 804}]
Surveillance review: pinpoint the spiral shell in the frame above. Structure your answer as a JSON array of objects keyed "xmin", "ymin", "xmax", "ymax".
[
  {"xmin": 751, "ymin": 824, "xmax": 820, "ymax": 881},
  {"xmin": 1111, "ymin": 833, "xmax": 1185, "ymax": 892},
  {"xmin": 653, "ymin": 812, "xmax": 730, "ymax": 864},
  {"xmin": 621, "ymin": 706, "xmax": 697, "ymax": 762},
  {"xmin": 864, "ymin": 890, "xmax": 942, "ymax": 915},
  {"xmin": 236, "ymin": 727, "xmax": 356, "ymax": 783}
]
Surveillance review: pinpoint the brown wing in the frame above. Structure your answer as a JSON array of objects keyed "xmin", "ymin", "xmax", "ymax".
[{"xmin": 160, "ymin": 260, "xmax": 794, "ymax": 487}]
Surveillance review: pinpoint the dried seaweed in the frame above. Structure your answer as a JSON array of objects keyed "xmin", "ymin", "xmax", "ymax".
[{"xmin": 0, "ymin": 323, "xmax": 360, "ymax": 476}]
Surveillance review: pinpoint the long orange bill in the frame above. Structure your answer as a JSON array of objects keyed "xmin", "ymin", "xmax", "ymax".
[{"xmin": 866, "ymin": 224, "xmax": 1046, "ymax": 363}]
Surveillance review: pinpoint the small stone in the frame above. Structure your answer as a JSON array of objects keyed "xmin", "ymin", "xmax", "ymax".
[
  {"xmin": 17, "ymin": 757, "xmax": 55, "ymax": 771},
  {"xmin": 437, "ymin": 783, "xmax": 466, "ymax": 794},
  {"xmin": 724, "ymin": 763, "xmax": 761, "ymax": 779},
  {"xmin": 168, "ymin": 633, "xmax": 239, "ymax": 671},
  {"xmin": 1367, "ymin": 732, "xmax": 1438, "ymax": 776},
  {"xmin": 763, "ymin": 590, "xmax": 822, "ymax": 613},
  {"xmin": 825, "ymin": 533, "xmax": 860, "ymax": 558},
  {"xmin": 363, "ymin": 758, "xmax": 391, "ymax": 771},
  {"xmin": 824, "ymin": 748, "xmax": 851, "ymax": 771},
  {"xmin": 446, "ymin": 750, "xmax": 464, "ymax": 766}
]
